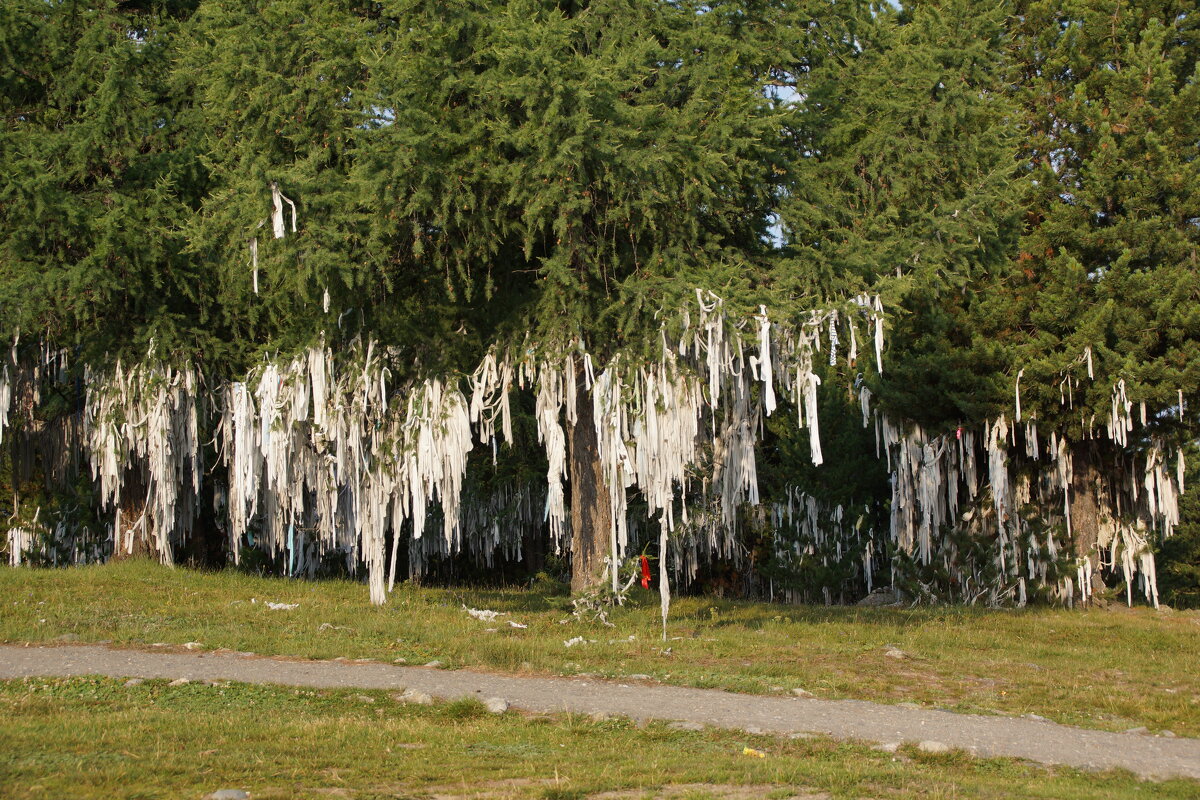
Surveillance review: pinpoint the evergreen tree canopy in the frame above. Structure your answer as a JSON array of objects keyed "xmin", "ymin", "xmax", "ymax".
[
  {"xmin": 0, "ymin": 0, "xmax": 208, "ymax": 363},
  {"xmin": 0, "ymin": 0, "xmax": 1195, "ymax": 609},
  {"xmin": 781, "ymin": 0, "xmax": 1021, "ymax": 424},
  {"xmin": 353, "ymin": 0, "xmax": 788, "ymax": 362},
  {"xmin": 177, "ymin": 0, "xmax": 383, "ymax": 372},
  {"xmin": 988, "ymin": 0, "xmax": 1200, "ymax": 439}
]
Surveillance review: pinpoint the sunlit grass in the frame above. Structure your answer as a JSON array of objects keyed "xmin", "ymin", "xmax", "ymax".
[
  {"xmin": 2, "ymin": 675, "xmax": 1195, "ymax": 799},
  {"xmin": 2, "ymin": 561, "xmax": 1197, "ymax": 736}
]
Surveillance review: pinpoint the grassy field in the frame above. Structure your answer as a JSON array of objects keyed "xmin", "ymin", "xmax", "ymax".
[
  {"xmin": 2, "ymin": 675, "xmax": 1195, "ymax": 800},
  {"xmin": 1, "ymin": 561, "xmax": 1198, "ymax": 739}
]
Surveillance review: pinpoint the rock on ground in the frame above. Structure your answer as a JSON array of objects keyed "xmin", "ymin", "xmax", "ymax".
[
  {"xmin": 856, "ymin": 588, "xmax": 907, "ymax": 607},
  {"xmin": 394, "ymin": 689, "xmax": 433, "ymax": 706}
]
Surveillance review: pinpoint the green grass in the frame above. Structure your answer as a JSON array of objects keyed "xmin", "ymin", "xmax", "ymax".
[
  {"xmin": 2, "ymin": 561, "xmax": 1198, "ymax": 737},
  {"xmin": 1, "ymin": 675, "xmax": 1195, "ymax": 799}
]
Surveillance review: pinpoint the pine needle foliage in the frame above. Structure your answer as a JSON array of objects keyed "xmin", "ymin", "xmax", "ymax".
[
  {"xmin": 0, "ymin": 0, "xmax": 211, "ymax": 364},
  {"xmin": 354, "ymin": 0, "xmax": 790, "ymax": 361},
  {"xmin": 984, "ymin": 0, "xmax": 1200, "ymax": 438}
]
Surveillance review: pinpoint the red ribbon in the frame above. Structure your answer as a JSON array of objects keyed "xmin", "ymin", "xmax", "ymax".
[{"xmin": 640, "ymin": 555, "xmax": 651, "ymax": 589}]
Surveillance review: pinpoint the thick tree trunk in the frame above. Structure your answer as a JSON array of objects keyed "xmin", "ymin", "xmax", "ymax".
[
  {"xmin": 111, "ymin": 469, "xmax": 156, "ymax": 561},
  {"xmin": 567, "ymin": 370, "xmax": 612, "ymax": 595},
  {"xmin": 1069, "ymin": 441, "xmax": 1106, "ymax": 603}
]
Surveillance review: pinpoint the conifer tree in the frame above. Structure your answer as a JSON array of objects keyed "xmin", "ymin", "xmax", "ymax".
[
  {"xmin": 0, "ymin": 0, "xmax": 208, "ymax": 361},
  {"xmin": 981, "ymin": 0, "xmax": 1199, "ymax": 577},
  {"xmin": 780, "ymin": 0, "xmax": 1020, "ymax": 417},
  {"xmin": 0, "ymin": 0, "xmax": 210, "ymax": 557},
  {"xmin": 4, "ymin": 0, "xmax": 1192, "ymax": 605},
  {"xmin": 353, "ymin": 0, "xmax": 789, "ymax": 590},
  {"xmin": 773, "ymin": 0, "xmax": 1021, "ymax": 588},
  {"xmin": 176, "ymin": 0, "xmax": 389, "ymax": 373}
]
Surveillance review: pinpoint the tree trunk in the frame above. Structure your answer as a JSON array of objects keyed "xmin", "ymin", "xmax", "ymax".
[
  {"xmin": 1069, "ymin": 441, "xmax": 1106, "ymax": 603},
  {"xmin": 111, "ymin": 469, "xmax": 156, "ymax": 561},
  {"xmin": 568, "ymin": 369, "xmax": 612, "ymax": 594}
]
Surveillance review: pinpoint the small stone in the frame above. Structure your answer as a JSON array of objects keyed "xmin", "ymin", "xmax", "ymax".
[
  {"xmin": 874, "ymin": 741, "xmax": 901, "ymax": 753},
  {"xmin": 917, "ymin": 740, "xmax": 950, "ymax": 754},
  {"xmin": 1160, "ymin": 730, "xmax": 1176, "ymax": 738},
  {"xmin": 626, "ymin": 673, "xmax": 652, "ymax": 680},
  {"xmin": 395, "ymin": 690, "xmax": 433, "ymax": 706},
  {"xmin": 667, "ymin": 721, "xmax": 704, "ymax": 732},
  {"xmin": 1023, "ymin": 713, "xmax": 1049, "ymax": 722},
  {"xmin": 744, "ymin": 725, "xmax": 764, "ymax": 735},
  {"xmin": 484, "ymin": 697, "xmax": 508, "ymax": 714},
  {"xmin": 1123, "ymin": 726, "xmax": 1149, "ymax": 735},
  {"xmin": 168, "ymin": 678, "xmax": 190, "ymax": 687},
  {"xmin": 54, "ymin": 633, "xmax": 80, "ymax": 643},
  {"xmin": 589, "ymin": 712, "xmax": 612, "ymax": 722},
  {"xmin": 183, "ymin": 642, "xmax": 204, "ymax": 650},
  {"xmin": 424, "ymin": 660, "xmax": 443, "ymax": 668},
  {"xmin": 355, "ymin": 694, "xmax": 376, "ymax": 703},
  {"xmin": 791, "ymin": 688, "xmax": 814, "ymax": 698},
  {"xmin": 884, "ymin": 647, "xmax": 908, "ymax": 660},
  {"xmin": 204, "ymin": 791, "xmax": 250, "ymax": 800},
  {"xmin": 393, "ymin": 658, "xmax": 407, "ymax": 664},
  {"xmin": 123, "ymin": 678, "xmax": 144, "ymax": 687}
]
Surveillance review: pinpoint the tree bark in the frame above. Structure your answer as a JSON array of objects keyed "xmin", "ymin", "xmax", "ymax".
[
  {"xmin": 1069, "ymin": 441, "xmax": 1106, "ymax": 602},
  {"xmin": 111, "ymin": 468, "xmax": 156, "ymax": 561},
  {"xmin": 567, "ymin": 369, "xmax": 612, "ymax": 594}
]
